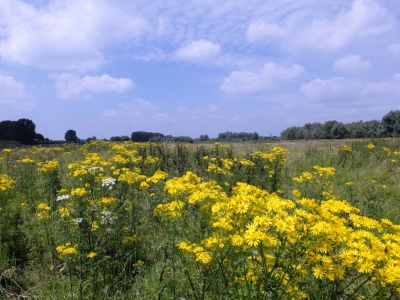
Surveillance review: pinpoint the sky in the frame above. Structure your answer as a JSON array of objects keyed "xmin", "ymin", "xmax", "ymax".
[{"xmin": 1, "ymin": 0, "xmax": 400, "ymax": 140}]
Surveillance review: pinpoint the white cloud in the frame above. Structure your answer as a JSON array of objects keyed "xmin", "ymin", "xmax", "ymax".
[
  {"xmin": 0, "ymin": 0, "xmax": 148, "ymax": 71},
  {"xmin": 301, "ymin": 77, "xmax": 363, "ymax": 103},
  {"xmin": 301, "ymin": 77, "xmax": 400, "ymax": 104},
  {"xmin": 174, "ymin": 40, "xmax": 221, "ymax": 62},
  {"xmin": 0, "ymin": 75, "xmax": 34, "ymax": 111},
  {"xmin": 209, "ymin": 105, "xmax": 218, "ymax": 112},
  {"xmin": 247, "ymin": 0, "xmax": 393, "ymax": 51},
  {"xmin": 49, "ymin": 73, "xmax": 134, "ymax": 99},
  {"xmin": 388, "ymin": 43, "xmax": 400, "ymax": 55},
  {"xmin": 333, "ymin": 55, "xmax": 372, "ymax": 74},
  {"xmin": 103, "ymin": 98, "xmax": 157, "ymax": 118},
  {"xmin": 177, "ymin": 105, "xmax": 187, "ymax": 113},
  {"xmin": 103, "ymin": 109, "xmax": 122, "ymax": 117},
  {"xmin": 247, "ymin": 21, "xmax": 286, "ymax": 43},
  {"xmin": 221, "ymin": 63, "xmax": 304, "ymax": 95}
]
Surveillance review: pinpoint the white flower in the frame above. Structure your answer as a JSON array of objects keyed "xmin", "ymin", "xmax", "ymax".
[
  {"xmin": 100, "ymin": 210, "xmax": 118, "ymax": 224},
  {"xmin": 102, "ymin": 178, "xmax": 116, "ymax": 189},
  {"xmin": 73, "ymin": 218, "xmax": 83, "ymax": 224},
  {"xmin": 87, "ymin": 166, "xmax": 104, "ymax": 172},
  {"xmin": 57, "ymin": 194, "xmax": 70, "ymax": 201}
]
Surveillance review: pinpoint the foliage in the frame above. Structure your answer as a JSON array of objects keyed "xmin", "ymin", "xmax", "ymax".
[
  {"xmin": 218, "ymin": 131, "xmax": 259, "ymax": 141},
  {"xmin": 279, "ymin": 111, "xmax": 400, "ymax": 140},
  {"xmin": 131, "ymin": 131, "xmax": 164, "ymax": 142},
  {"xmin": 0, "ymin": 119, "xmax": 38, "ymax": 144},
  {"xmin": 199, "ymin": 134, "xmax": 210, "ymax": 141},
  {"xmin": 1, "ymin": 139, "xmax": 400, "ymax": 299},
  {"xmin": 65, "ymin": 129, "xmax": 78, "ymax": 143},
  {"xmin": 379, "ymin": 110, "xmax": 400, "ymax": 137},
  {"xmin": 0, "ymin": 120, "xmax": 16, "ymax": 141}
]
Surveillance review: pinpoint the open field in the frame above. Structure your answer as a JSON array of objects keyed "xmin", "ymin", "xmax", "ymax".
[{"xmin": 1, "ymin": 139, "xmax": 400, "ymax": 299}]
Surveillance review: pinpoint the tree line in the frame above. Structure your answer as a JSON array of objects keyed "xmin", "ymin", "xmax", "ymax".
[
  {"xmin": 0, "ymin": 119, "xmax": 47, "ymax": 145},
  {"xmin": 217, "ymin": 131, "xmax": 260, "ymax": 141},
  {"xmin": 6, "ymin": 110, "xmax": 400, "ymax": 145},
  {"xmin": 280, "ymin": 110, "xmax": 400, "ymax": 140}
]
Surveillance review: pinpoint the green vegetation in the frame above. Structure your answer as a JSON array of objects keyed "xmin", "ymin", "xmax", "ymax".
[
  {"xmin": 0, "ymin": 119, "xmax": 46, "ymax": 145},
  {"xmin": 280, "ymin": 110, "xmax": 400, "ymax": 140},
  {"xmin": 65, "ymin": 130, "xmax": 79, "ymax": 143},
  {"xmin": 1, "ymin": 139, "xmax": 400, "ymax": 299}
]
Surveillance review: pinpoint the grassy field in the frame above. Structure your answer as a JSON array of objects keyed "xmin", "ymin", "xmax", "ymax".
[{"xmin": 1, "ymin": 138, "xmax": 400, "ymax": 299}]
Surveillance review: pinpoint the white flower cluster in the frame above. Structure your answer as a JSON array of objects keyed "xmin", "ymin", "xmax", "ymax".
[
  {"xmin": 87, "ymin": 166, "xmax": 104, "ymax": 172},
  {"xmin": 102, "ymin": 177, "xmax": 116, "ymax": 190},
  {"xmin": 57, "ymin": 194, "xmax": 70, "ymax": 201},
  {"xmin": 73, "ymin": 218, "xmax": 83, "ymax": 224},
  {"xmin": 100, "ymin": 211, "xmax": 118, "ymax": 224}
]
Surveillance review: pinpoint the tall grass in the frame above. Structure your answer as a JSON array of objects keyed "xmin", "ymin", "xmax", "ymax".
[{"xmin": 0, "ymin": 139, "xmax": 400, "ymax": 299}]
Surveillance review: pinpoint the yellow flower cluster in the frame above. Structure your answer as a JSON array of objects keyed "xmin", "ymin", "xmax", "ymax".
[
  {"xmin": 146, "ymin": 170, "xmax": 168, "ymax": 184},
  {"xmin": 56, "ymin": 242, "xmax": 78, "ymax": 258},
  {"xmin": 117, "ymin": 168, "xmax": 147, "ymax": 185},
  {"xmin": 58, "ymin": 207, "xmax": 70, "ymax": 217},
  {"xmin": 87, "ymin": 252, "xmax": 97, "ymax": 259},
  {"xmin": 37, "ymin": 160, "xmax": 59, "ymax": 172},
  {"xmin": 158, "ymin": 170, "xmax": 400, "ymax": 297},
  {"xmin": 339, "ymin": 144, "xmax": 353, "ymax": 152},
  {"xmin": 37, "ymin": 203, "xmax": 51, "ymax": 219},
  {"xmin": 0, "ymin": 174, "xmax": 15, "ymax": 192},
  {"xmin": 154, "ymin": 200, "xmax": 185, "ymax": 218},
  {"xmin": 177, "ymin": 240, "xmax": 213, "ymax": 264},
  {"xmin": 122, "ymin": 235, "xmax": 136, "ymax": 244},
  {"xmin": 292, "ymin": 171, "xmax": 313, "ymax": 183},
  {"xmin": 70, "ymin": 188, "xmax": 87, "ymax": 197}
]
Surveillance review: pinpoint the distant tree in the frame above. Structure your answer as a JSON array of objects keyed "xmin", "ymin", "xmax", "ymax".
[
  {"xmin": 110, "ymin": 136, "xmax": 123, "ymax": 141},
  {"xmin": 331, "ymin": 122, "xmax": 349, "ymax": 139},
  {"xmin": 379, "ymin": 110, "xmax": 400, "ymax": 137},
  {"xmin": 14, "ymin": 118, "xmax": 36, "ymax": 144},
  {"xmin": 199, "ymin": 134, "xmax": 210, "ymax": 141},
  {"xmin": 311, "ymin": 123, "xmax": 324, "ymax": 139},
  {"xmin": 131, "ymin": 131, "xmax": 164, "ymax": 142},
  {"xmin": 280, "ymin": 126, "xmax": 299, "ymax": 140},
  {"xmin": 350, "ymin": 125, "xmax": 366, "ymax": 138},
  {"xmin": 303, "ymin": 123, "xmax": 312, "ymax": 140},
  {"xmin": 121, "ymin": 135, "xmax": 130, "ymax": 141},
  {"xmin": 0, "ymin": 120, "xmax": 16, "ymax": 140},
  {"xmin": 131, "ymin": 131, "xmax": 153, "ymax": 142},
  {"xmin": 218, "ymin": 131, "xmax": 260, "ymax": 141},
  {"xmin": 65, "ymin": 130, "xmax": 78, "ymax": 142},
  {"xmin": 218, "ymin": 131, "xmax": 232, "ymax": 140},
  {"xmin": 321, "ymin": 120, "xmax": 338, "ymax": 139},
  {"xmin": 364, "ymin": 120, "xmax": 379, "ymax": 138},
  {"xmin": 35, "ymin": 133, "xmax": 45, "ymax": 141}
]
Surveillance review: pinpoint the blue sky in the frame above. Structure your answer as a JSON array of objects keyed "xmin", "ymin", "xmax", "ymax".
[{"xmin": 1, "ymin": 0, "xmax": 400, "ymax": 140}]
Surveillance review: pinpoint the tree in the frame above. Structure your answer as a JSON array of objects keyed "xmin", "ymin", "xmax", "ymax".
[
  {"xmin": 14, "ymin": 118, "xmax": 36, "ymax": 144},
  {"xmin": 0, "ymin": 120, "xmax": 16, "ymax": 140},
  {"xmin": 35, "ymin": 133, "xmax": 45, "ymax": 141},
  {"xmin": 199, "ymin": 134, "xmax": 210, "ymax": 141},
  {"xmin": 110, "ymin": 136, "xmax": 122, "ymax": 141},
  {"xmin": 86, "ymin": 136, "xmax": 97, "ymax": 142},
  {"xmin": 280, "ymin": 126, "xmax": 299, "ymax": 140},
  {"xmin": 131, "ymin": 131, "xmax": 164, "ymax": 142},
  {"xmin": 321, "ymin": 120, "xmax": 339, "ymax": 139},
  {"xmin": 331, "ymin": 122, "xmax": 349, "ymax": 139},
  {"xmin": 65, "ymin": 130, "xmax": 78, "ymax": 142},
  {"xmin": 379, "ymin": 110, "xmax": 400, "ymax": 137}
]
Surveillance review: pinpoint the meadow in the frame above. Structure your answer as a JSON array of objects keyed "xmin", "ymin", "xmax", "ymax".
[{"xmin": 1, "ymin": 138, "xmax": 400, "ymax": 299}]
